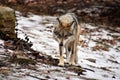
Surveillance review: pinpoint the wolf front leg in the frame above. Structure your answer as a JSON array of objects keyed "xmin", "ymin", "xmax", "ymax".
[
  {"xmin": 66, "ymin": 48, "xmax": 69, "ymax": 64},
  {"xmin": 69, "ymin": 41, "xmax": 77, "ymax": 65},
  {"xmin": 58, "ymin": 45, "xmax": 64, "ymax": 66},
  {"xmin": 65, "ymin": 42, "xmax": 72, "ymax": 64}
]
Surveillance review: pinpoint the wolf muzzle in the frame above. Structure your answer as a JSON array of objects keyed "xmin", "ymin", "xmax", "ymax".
[{"xmin": 59, "ymin": 42, "xmax": 63, "ymax": 46}]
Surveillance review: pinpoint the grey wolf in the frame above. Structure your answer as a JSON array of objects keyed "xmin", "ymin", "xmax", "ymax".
[{"xmin": 53, "ymin": 13, "xmax": 80, "ymax": 66}]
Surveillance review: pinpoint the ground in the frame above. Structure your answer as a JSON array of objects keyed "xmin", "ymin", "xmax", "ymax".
[{"xmin": 0, "ymin": 11, "xmax": 120, "ymax": 80}]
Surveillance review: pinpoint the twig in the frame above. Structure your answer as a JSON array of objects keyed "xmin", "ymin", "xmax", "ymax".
[{"xmin": 27, "ymin": 74, "xmax": 47, "ymax": 80}]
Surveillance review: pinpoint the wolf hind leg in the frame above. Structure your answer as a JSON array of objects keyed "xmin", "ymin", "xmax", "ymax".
[
  {"xmin": 69, "ymin": 43, "xmax": 76, "ymax": 65},
  {"xmin": 74, "ymin": 47, "xmax": 78, "ymax": 64},
  {"xmin": 69, "ymin": 52, "xmax": 75, "ymax": 65},
  {"xmin": 69, "ymin": 40, "xmax": 78, "ymax": 65},
  {"xmin": 65, "ymin": 46, "xmax": 71, "ymax": 64}
]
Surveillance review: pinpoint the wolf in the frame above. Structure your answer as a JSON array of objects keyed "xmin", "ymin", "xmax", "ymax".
[{"xmin": 53, "ymin": 13, "xmax": 80, "ymax": 66}]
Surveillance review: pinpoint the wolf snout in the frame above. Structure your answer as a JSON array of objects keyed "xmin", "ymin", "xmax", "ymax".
[{"xmin": 59, "ymin": 42, "xmax": 63, "ymax": 46}]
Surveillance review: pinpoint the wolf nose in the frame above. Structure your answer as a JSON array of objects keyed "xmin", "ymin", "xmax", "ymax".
[{"xmin": 59, "ymin": 42, "xmax": 63, "ymax": 46}]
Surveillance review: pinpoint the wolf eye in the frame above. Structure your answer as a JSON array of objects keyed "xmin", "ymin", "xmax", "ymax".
[
  {"xmin": 68, "ymin": 33, "xmax": 73, "ymax": 36},
  {"xmin": 64, "ymin": 35, "xmax": 67, "ymax": 37},
  {"xmin": 64, "ymin": 34, "xmax": 68, "ymax": 39},
  {"xmin": 54, "ymin": 31, "xmax": 61, "ymax": 37}
]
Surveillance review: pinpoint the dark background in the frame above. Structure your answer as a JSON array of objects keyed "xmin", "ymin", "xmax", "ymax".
[{"xmin": 0, "ymin": 0, "xmax": 120, "ymax": 29}]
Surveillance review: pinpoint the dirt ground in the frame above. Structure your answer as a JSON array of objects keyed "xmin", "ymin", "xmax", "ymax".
[
  {"xmin": 0, "ymin": 0, "xmax": 120, "ymax": 80},
  {"xmin": 1, "ymin": 0, "xmax": 120, "ymax": 28}
]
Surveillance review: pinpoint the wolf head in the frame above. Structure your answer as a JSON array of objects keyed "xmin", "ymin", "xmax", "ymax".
[{"xmin": 53, "ymin": 14, "xmax": 76, "ymax": 46}]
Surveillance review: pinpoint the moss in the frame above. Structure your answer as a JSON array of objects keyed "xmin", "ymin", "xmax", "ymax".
[
  {"xmin": 0, "ymin": 13, "xmax": 3, "ymax": 26},
  {"xmin": 1, "ymin": 11, "xmax": 16, "ymax": 28},
  {"xmin": 0, "ymin": 6, "xmax": 16, "ymax": 39}
]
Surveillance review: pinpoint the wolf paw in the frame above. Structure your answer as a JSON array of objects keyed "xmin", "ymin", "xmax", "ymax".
[
  {"xmin": 66, "ymin": 59, "xmax": 69, "ymax": 64},
  {"xmin": 58, "ymin": 62, "xmax": 64, "ymax": 66},
  {"xmin": 69, "ymin": 62, "xmax": 75, "ymax": 66},
  {"xmin": 58, "ymin": 56, "xmax": 64, "ymax": 66},
  {"xmin": 75, "ymin": 60, "xmax": 78, "ymax": 64}
]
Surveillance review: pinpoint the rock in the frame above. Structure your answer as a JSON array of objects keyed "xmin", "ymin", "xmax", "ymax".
[{"xmin": 0, "ymin": 6, "xmax": 17, "ymax": 39}]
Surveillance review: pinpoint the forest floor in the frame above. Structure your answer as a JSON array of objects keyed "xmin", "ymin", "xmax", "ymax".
[
  {"xmin": 0, "ymin": 11, "xmax": 120, "ymax": 80},
  {"xmin": 1, "ymin": 0, "xmax": 120, "ymax": 28}
]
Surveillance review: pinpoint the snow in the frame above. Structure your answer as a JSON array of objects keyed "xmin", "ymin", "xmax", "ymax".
[
  {"xmin": 0, "ymin": 40, "xmax": 3, "ymax": 44},
  {"xmin": 0, "ymin": 12, "xmax": 120, "ymax": 80},
  {"xmin": 15, "ymin": 12, "xmax": 120, "ymax": 80}
]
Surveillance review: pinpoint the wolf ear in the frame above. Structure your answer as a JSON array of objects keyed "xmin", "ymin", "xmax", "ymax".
[
  {"xmin": 57, "ymin": 17, "xmax": 62, "ymax": 26},
  {"xmin": 69, "ymin": 21, "xmax": 74, "ymax": 26},
  {"xmin": 70, "ymin": 21, "xmax": 75, "ymax": 31}
]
